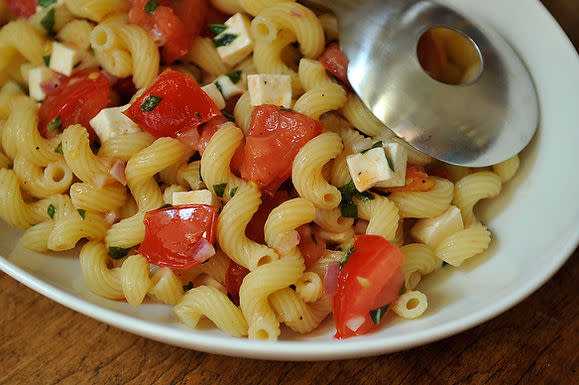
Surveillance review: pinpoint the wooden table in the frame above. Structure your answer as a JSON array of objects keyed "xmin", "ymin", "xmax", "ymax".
[{"xmin": 2, "ymin": 1, "xmax": 578, "ymax": 384}]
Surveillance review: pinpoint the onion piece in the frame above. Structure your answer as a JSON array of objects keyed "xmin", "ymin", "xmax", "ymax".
[
  {"xmin": 109, "ymin": 158, "xmax": 127, "ymax": 186},
  {"xmin": 191, "ymin": 238, "xmax": 216, "ymax": 264},
  {"xmin": 345, "ymin": 315, "xmax": 365, "ymax": 332},
  {"xmin": 40, "ymin": 77, "xmax": 62, "ymax": 95},
  {"xmin": 176, "ymin": 127, "xmax": 199, "ymax": 149},
  {"xmin": 324, "ymin": 261, "xmax": 339, "ymax": 295}
]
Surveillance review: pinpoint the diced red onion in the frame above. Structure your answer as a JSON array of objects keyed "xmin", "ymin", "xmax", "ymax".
[
  {"xmin": 290, "ymin": 10, "xmax": 303, "ymax": 17},
  {"xmin": 109, "ymin": 159, "xmax": 127, "ymax": 186},
  {"xmin": 323, "ymin": 261, "xmax": 339, "ymax": 295},
  {"xmin": 192, "ymin": 238, "xmax": 216, "ymax": 264},
  {"xmin": 177, "ymin": 128, "xmax": 199, "ymax": 149},
  {"xmin": 346, "ymin": 316, "xmax": 365, "ymax": 332},
  {"xmin": 40, "ymin": 77, "xmax": 61, "ymax": 95}
]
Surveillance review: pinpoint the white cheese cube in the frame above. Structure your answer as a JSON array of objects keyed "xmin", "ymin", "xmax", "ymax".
[
  {"xmin": 201, "ymin": 83, "xmax": 226, "ymax": 109},
  {"xmin": 247, "ymin": 74, "xmax": 292, "ymax": 107},
  {"xmin": 89, "ymin": 105, "xmax": 142, "ymax": 143},
  {"xmin": 375, "ymin": 142, "xmax": 408, "ymax": 188},
  {"xmin": 27, "ymin": 67, "xmax": 57, "ymax": 101},
  {"xmin": 49, "ymin": 42, "xmax": 83, "ymax": 76},
  {"xmin": 410, "ymin": 205, "xmax": 464, "ymax": 249},
  {"xmin": 172, "ymin": 190, "xmax": 221, "ymax": 208},
  {"xmin": 346, "ymin": 147, "xmax": 395, "ymax": 192},
  {"xmin": 213, "ymin": 74, "xmax": 245, "ymax": 99},
  {"xmin": 214, "ymin": 13, "xmax": 254, "ymax": 67}
]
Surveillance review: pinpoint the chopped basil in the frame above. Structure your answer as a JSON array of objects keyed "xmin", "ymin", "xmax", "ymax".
[
  {"xmin": 369, "ymin": 304, "xmax": 390, "ymax": 325},
  {"xmin": 195, "ymin": 112, "xmax": 202, "ymax": 120},
  {"xmin": 399, "ymin": 283, "xmax": 406, "ymax": 296},
  {"xmin": 73, "ymin": 61, "xmax": 82, "ymax": 69},
  {"xmin": 442, "ymin": 261, "xmax": 449, "ymax": 267},
  {"xmin": 54, "ymin": 143, "xmax": 63, "ymax": 154},
  {"xmin": 339, "ymin": 245, "xmax": 354, "ymax": 268},
  {"xmin": 77, "ymin": 209, "xmax": 86, "ymax": 219},
  {"xmin": 338, "ymin": 181, "xmax": 374, "ymax": 217},
  {"xmin": 46, "ymin": 115, "xmax": 62, "ymax": 132},
  {"xmin": 310, "ymin": 233, "xmax": 318, "ymax": 246},
  {"xmin": 144, "ymin": 0, "xmax": 159, "ymax": 16},
  {"xmin": 108, "ymin": 246, "xmax": 132, "ymax": 260},
  {"xmin": 226, "ymin": 70, "xmax": 242, "ymax": 84},
  {"xmin": 208, "ymin": 23, "xmax": 228, "ymax": 36},
  {"xmin": 340, "ymin": 203, "xmax": 357, "ymax": 218},
  {"xmin": 198, "ymin": 163, "xmax": 203, "ymax": 182},
  {"xmin": 214, "ymin": 81, "xmax": 224, "ymax": 97},
  {"xmin": 279, "ymin": 106, "xmax": 293, "ymax": 112},
  {"xmin": 140, "ymin": 95, "xmax": 162, "ymax": 111},
  {"xmin": 385, "ymin": 153, "xmax": 395, "ymax": 172},
  {"xmin": 229, "ymin": 186, "xmax": 238, "ymax": 198},
  {"xmin": 361, "ymin": 141, "xmax": 383, "ymax": 154},
  {"xmin": 221, "ymin": 109, "xmax": 235, "ymax": 122},
  {"xmin": 47, "ymin": 204, "xmax": 56, "ymax": 219},
  {"xmin": 213, "ymin": 183, "xmax": 227, "ymax": 198},
  {"xmin": 39, "ymin": 0, "xmax": 57, "ymax": 7},
  {"xmin": 41, "ymin": 8, "xmax": 55, "ymax": 36},
  {"xmin": 43, "ymin": 55, "xmax": 51, "ymax": 67},
  {"xmin": 213, "ymin": 33, "xmax": 237, "ymax": 48},
  {"xmin": 160, "ymin": 203, "xmax": 173, "ymax": 209},
  {"xmin": 182, "ymin": 281, "xmax": 194, "ymax": 291}
]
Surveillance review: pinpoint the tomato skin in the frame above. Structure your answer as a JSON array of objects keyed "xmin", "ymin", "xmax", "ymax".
[
  {"xmin": 38, "ymin": 68, "xmax": 110, "ymax": 142},
  {"xmin": 244, "ymin": 189, "xmax": 290, "ymax": 244},
  {"xmin": 334, "ymin": 235, "xmax": 405, "ymax": 339},
  {"xmin": 240, "ymin": 105, "xmax": 323, "ymax": 194},
  {"xmin": 296, "ymin": 224, "xmax": 326, "ymax": 268},
  {"xmin": 319, "ymin": 43, "xmax": 351, "ymax": 88},
  {"xmin": 4, "ymin": 0, "xmax": 36, "ymax": 18},
  {"xmin": 138, "ymin": 204, "xmax": 218, "ymax": 270},
  {"xmin": 128, "ymin": 0, "xmax": 208, "ymax": 63},
  {"xmin": 197, "ymin": 115, "xmax": 230, "ymax": 154},
  {"xmin": 385, "ymin": 164, "xmax": 435, "ymax": 192},
  {"xmin": 123, "ymin": 68, "xmax": 221, "ymax": 139},
  {"xmin": 225, "ymin": 260, "xmax": 250, "ymax": 303}
]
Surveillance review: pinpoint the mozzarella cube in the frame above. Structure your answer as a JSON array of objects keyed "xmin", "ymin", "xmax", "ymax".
[
  {"xmin": 27, "ymin": 67, "xmax": 57, "ymax": 101},
  {"xmin": 247, "ymin": 74, "xmax": 292, "ymax": 107},
  {"xmin": 346, "ymin": 147, "xmax": 395, "ymax": 192},
  {"xmin": 89, "ymin": 105, "xmax": 142, "ymax": 143},
  {"xmin": 213, "ymin": 74, "xmax": 245, "ymax": 99},
  {"xmin": 49, "ymin": 42, "xmax": 83, "ymax": 76},
  {"xmin": 410, "ymin": 205, "xmax": 464, "ymax": 249},
  {"xmin": 172, "ymin": 190, "xmax": 221, "ymax": 208},
  {"xmin": 202, "ymin": 83, "xmax": 226, "ymax": 109},
  {"xmin": 375, "ymin": 142, "xmax": 408, "ymax": 188},
  {"xmin": 214, "ymin": 13, "xmax": 253, "ymax": 67}
]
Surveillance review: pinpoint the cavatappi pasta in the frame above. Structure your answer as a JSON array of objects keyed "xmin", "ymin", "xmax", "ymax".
[{"xmin": 0, "ymin": 0, "xmax": 520, "ymax": 340}]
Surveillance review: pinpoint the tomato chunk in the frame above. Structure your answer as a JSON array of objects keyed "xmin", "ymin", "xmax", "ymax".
[
  {"xmin": 123, "ymin": 68, "xmax": 221, "ymax": 139},
  {"xmin": 319, "ymin": 43, "xmax": 351, "ymax": 88},
  {"xmin": 139, "ymin": 204, "xmax": 218, "ymax": 270},
  {"xmin": 334, "ymin": 235, "xmax": 405, "ymax": 339},
  {"xmin": 225, "ymin": 260, "xmax": 250, "ymax": 304},
  {"xmin": 385, "ymin": 164, "xmax": 435, "ymax": 192},
  {"xmin": 240, "ymin": 105, "xmax": 323, "ymax": 194},
  {"xmin": 4, "ymin": 0, "xmax": 36, "ymax": 18},
  {"xmin": 38, "ymin": 68, "xmax": 110, "ymax": 142},
  {"xmin": 245, "ymin": 190, "xmax": 290, "ymax": 244},
  {"xmin": 128, "ymin": 0, "xmax": 208, "ymax": 63},
  {"xmin": 297, "ymin": 224, "xmax": 326, "ymax": 268}
]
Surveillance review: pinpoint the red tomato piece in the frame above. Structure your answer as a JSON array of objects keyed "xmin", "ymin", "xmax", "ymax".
[
  {"xmin": 334, "ymin": 235, "xmax": 405, "ymax": 339},
  {"xmin": 4, "ymin": 0, "xmax": 36, "ymax": 18},
  {"xmin": 139, "ymin": 204, "xmax": 218, "ymax": 270},
  {"xmin": 123, "ymin": 68, "xmax": 221, "ymax": 139},
  {"xmin": 225, "ymin": 260, "xmax": 250, "ymax": 304},
  {"xmin": 128, "ymin": 0, "xmax": 208, "ymax": 63},
  {"xmin": 384, "ymin": 164, "xmax": 435, "ymax": 192},
  {"xmin": 319, "ymin": 42, "xmax": 351, "ymax": 88},
  {"xmin": 197, "ymin": 115, "xmax": 230, "ymax": 154},
  {"xmin": 239, "ymin": 105, "xmax": 323, "ymax": 194},
  {"xmin": 38, "ymin": 68, "xmax": 110, "ymax": 142},
  {"xmin": 296, "ymin": 224, "xmax": 326, "ymax": 268},
  {"xmin": 245, "ymin": 190, "xmax": 290, "ymax": 244}
]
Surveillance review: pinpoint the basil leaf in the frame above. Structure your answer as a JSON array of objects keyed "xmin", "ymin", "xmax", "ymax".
[
  {"xmin": 213, "ymin": 33, "xmax": 237, "ymax": 48},
  {"xmin": 46, "ymin": 115, "xmax": 62, "ymax": 132},
  {"xmin": 213, "ymin": 183, "xmax": 227, "ymax": 198},
  {"xmin": 279, "ymin": 106, "xmax": 293, "ymax": 112},
  {"xmin": 369, "ymin": 304, "xmax": 390, "ymax": 325},
  {"xmin": 226, "ymin": 70, "xmax": 242, "ymax": 84},
  {"xmin": 159, "ymin": 203, "xmax": 172, "ymax": 209},
  {"xmin": 310, "ymin": 233, "xmax": 317, "ymax": 246},
  {"xmin": 43, "ymin": 55, "xmax": 51, "ymax": 67},
  {"xmin": 361, "ymin": 140, "xmax": 383, "ymax": 154},
  {"xmin": 182, "ymin": 281, "xmax": 194, "ymax": 291},
  {"xmin": 144, "ymin": 0, "xmax": 159, "ymax": 16},
  {"xmin": 40, "ymin": 9, "xmax": 55, "ymax": 35},
  {"xmin": 108, "ymin": 246, "xmax": 132, "ymax": 260},
  {"xmin": 339, "ymin": 245, "xmax": 354, "ymax": 268},
  {"xmin": 198, "ymin": 163, "xmax": 203, "ymax": 182},
  {"xmin": 140, "ymin": 95, "xmax": 163, "ymax": 111},
  {"xmin": 54, "ymin": 143, "xmax": 63, "ymax": 154},
  {"xmin": 39, "ymin": 0, "xmax": 57, "ymax": 7},
  {"xmin": 214, "ymin": 81, "xmax": 224, "ymax": 97},
  {"xmin": 77, "ymin": 209, "xmax": 86, "ymax": 219},
  {"xmin": 208, "ymin": 23, "xmax": 228, "ymax": 36},
  {"xmin": 221, "ymin": 109, "xmax": 235, "ymax": 122},
  {"xmin": 340, "ymin": 202, "xmax": 357, "ymax": 218},
  {"xmin": 399, "ymin": 283, "xmax": 406, "ymax": 296},
  {"xmin": 229, "ymin": 186, "xmax": 238, "ymax": 198},
  {"xmin": 47, "ymin": 204, "xmax": 56, "ymax": 219}
]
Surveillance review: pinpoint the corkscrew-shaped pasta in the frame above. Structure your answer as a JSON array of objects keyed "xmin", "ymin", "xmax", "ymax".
[
  {"xmin": 453, "ymin": 171, "xmax": 502, "ymax": 226},
  {"xmin": 400, "ymin": 243, "xmax": 442, "ymax": 290},
  {"xmin": 389, "ymin": 177, "xmax": 454, "ymax": 219},
  {"xmin": 356, "ymin": 194, "xmax": 400, "ymax": 241}
]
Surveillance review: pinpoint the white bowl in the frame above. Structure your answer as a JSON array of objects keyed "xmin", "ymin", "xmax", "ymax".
[{"xmin": 1, "ymin": 0, "xmax": 578, "ymax": 360}]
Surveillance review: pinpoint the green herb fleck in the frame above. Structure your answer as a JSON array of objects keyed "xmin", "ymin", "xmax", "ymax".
[
  {"xmin": 369, "ymin": 304, "xmax": 390, "ymax": 325},
  {"xmin": 160, "ymin": 203, "xmax": 173, "ymax": 209},
  {"xmin": 140, "ymin": 95, "xmax": 162, "ymax": 111},
  {"xmin": 183, "ymin": 281, "xmax": 194, "ymax": 291},
  {"xmin": 47, "ymin": 115, "xmax": 62, "ymax": 132},
  {"xmin": 73, "ymin": 61, "xmax": 82, "ymax": 69},
  {"xmin": 213, "ymin": 183, "xmax": 227, "ymax": 198},
  {"xmin": 221, "ymin": 109, "xmax": 235, "ymax": 122},
  {"xmin": 340, "ymin": 245, "xmax": 354, "ymax": 268},
  {"xmin": 43, "ymin": 55, "xmax": 51, "ymax": 67},
  {"xmin": 310, "ymin": 233, "xmax": 317, "ymax": 245},
  {"xmin": 213, "ymin": 33, "xmax": 237, "ymax": 48},
  {"xmin": 54, "ymin": 143, "xmax": 63, "ymax": 154},
  {"xmin": 399, "ymin": 283, "xmax": 406, "ymax": 296},
  {"xmin": 442, "ymin": 261, "xmax": 449, "ymax": 267},
  {"xmin": 144, "ymin": 0, "xmax": 159, "ymax": 16},
  {"xmin": 279, "ymin": 106, "xmax": 293, "ymax": 112},
  {"xmin": 340, "ymin": 203, "xmax": 357, "ymax": 218},
  {"xmin": 108, "ymin": 246, "xmax": 132, "ymax": 260},
  {"xmin": 229, "ymin": 186, "xmax": 238, "ymax": 198},
  {"xmin": 195, "ymin": 112, "xmax": 202, "ymax": 120},
  {"xmin": 338, "ymin": 181, "xmax": 374, "ymax": 218},
  {"xmin": 39, "ymin": 0, "xmax": 57, "ymax": 7},
  {"xmin": 226, "ymin": 70, "xmax": 242, "ymax": 84},
  {"xmin": 361, "ymin": 141, "xmax": 383, "ymax": 154},
  {"xmin": 41, "ymin": 8, "xmax": 55, "ymax": 35},
  {"xmin": 214, "ymin": 81, "xmax": 224, "ymax": 97},
  {"xmin": 47, "ymin": 204, "xmax": 56, "ymax": 219},
  {"xmin": 198, "ymin": 164, "xmax": 203, "ymax": 182},
  {"xmin": 77, "ymin": 209, "xmax": 86, "ymax": 219},
  {"xmin": 208, "ymin": 23, "xmax": 228, "ymax": 36}
]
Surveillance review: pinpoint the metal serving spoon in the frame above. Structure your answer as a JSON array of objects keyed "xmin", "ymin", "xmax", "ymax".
[{"xmin": 304, "ymin": 0, "xmax": 539, "ymax": 167}]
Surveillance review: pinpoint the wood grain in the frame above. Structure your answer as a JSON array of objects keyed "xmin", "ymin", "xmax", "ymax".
[{"xmin": 1, "ymin": 1, "xmax": 578, "ymax": 384}]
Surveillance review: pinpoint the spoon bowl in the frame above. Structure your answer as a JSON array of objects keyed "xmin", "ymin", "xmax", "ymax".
[{"xmin": 305, "ymin": 0, "xmax": 539, "ymax": 167}]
